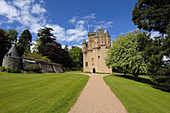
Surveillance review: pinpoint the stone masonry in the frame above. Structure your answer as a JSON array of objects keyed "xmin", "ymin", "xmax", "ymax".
[{"xmin": 82, "ymin": 29, "xmax": 112, "ymax": 74}]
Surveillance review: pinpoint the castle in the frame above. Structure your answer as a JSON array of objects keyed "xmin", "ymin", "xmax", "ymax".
[{"xmin": 82, "ymin": 29, "xmax": 112, "ymax": 74}]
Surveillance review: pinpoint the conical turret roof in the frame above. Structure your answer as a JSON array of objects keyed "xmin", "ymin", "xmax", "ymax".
[
  {"xmin": 82, "ymin": 39, "xmax": 86, "ymax": 44},
  {"xmin": 104, "ymin": 30, "xmax": 110, "ymax": 37},
  {"xmin": 5, "ymin": 45, "xmax": 20, "ymax": 58}
]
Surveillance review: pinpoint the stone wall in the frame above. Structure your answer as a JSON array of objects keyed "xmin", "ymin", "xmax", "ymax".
[
  {"xmin": 2, "ymin": 56, "xmax": 21, "ymax": 69},
  {"xmin": 83, "ymin": 46, "xmax": 112, "ymax": 73},
  {"xmin": 23, "ymin": 58, "xmax": 63, "ymax": 73}
]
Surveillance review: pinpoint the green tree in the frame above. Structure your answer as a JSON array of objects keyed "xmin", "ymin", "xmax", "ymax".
[
  {"xmin": 132, "ymin": 0, "xmax": 169, "ymax": 35},
  {"xmin": 132, "ymin": 0, "xmax": 170, "ymax": 87},
  {"xmin": 64, "ymin": 45, "xmax": 69, "ymax": 52},
  {"xmin": 42, "ymin": 42, "xmax": 72, "ymax": 67},
  {"xmin": 69, "ymin": 46, "xmax": 83, "ymax": 68},
  {"xmin": 106, "ymin": 30, "xmax": 147, "ymax": 80},
  {"xmin": 37, "ymin": 27, "xmax": 56, "ymax": 53},
  {"xmin": 16, "ymin": 29, "xmax": 32, "ymax": 56},
  {"xmin": 0, "ymin": 28, "xmax": 10, "ymax": 65},
  {"xmin": 5, "ymin": 29, "xmax": 18, "ymax": 43},
  {"xmin": 23, "ymin": 50, "xmax": 51, "ymax": 62}
]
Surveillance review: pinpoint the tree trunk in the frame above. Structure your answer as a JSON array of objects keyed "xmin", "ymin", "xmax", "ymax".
[
  {"xmin": 133, "ymin": 73, "xmax": 138, "ymax": 81},
  {"xmin": 124, "ymin": 71, "xmax": 127, "ymax": 76}
]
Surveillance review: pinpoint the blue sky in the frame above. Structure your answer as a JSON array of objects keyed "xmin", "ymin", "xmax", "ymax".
[{"xmin": 0, "ymin": 0, "xmax": 147, "ymax": 49}]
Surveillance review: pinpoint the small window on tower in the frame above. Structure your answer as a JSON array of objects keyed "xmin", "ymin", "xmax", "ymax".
[
  {"xmin": 85, "ymin": 53, "xmax": 87, "ymax": 56},
  {"xmin": 102, "ymin": 42, "xmax": 103, "ymax": 44},
  {"xmin": 86, "ymin": 62, "xmax": 88, "ymax": 67},
  {"xmin": 98, "ymin": 56, "xmax": 100, "ymax": 59},
  {"xmin": 95, "ymin": 42, "xmax": 96, "ymax": 45},
  {"xmin": 108, "ymin": 41, "xmax": 109, "ymax": 44},
  {"xmin": 91, "ymin": 51, "xmax": 93, "ymax": 54},
  {"xmin": 98, "ymin": 50, "xmax": 100, "ymax": 52},
  {"xmin": 97, "ymin": 42, "xmax": 99, "ymax": 45},
  {"xmin": 101, "ymin": 36, "xmax": 103, "ymax": 39}
]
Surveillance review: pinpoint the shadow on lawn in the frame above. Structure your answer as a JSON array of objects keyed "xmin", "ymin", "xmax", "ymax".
[{"xmin": 112, "ymin": 73, "xmax": 170, "ymax": 92}]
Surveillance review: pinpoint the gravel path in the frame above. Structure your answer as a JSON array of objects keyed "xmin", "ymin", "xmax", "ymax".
[{"xmin": 69, "ymin": 73, "xmax": 127, "ymax": 113}]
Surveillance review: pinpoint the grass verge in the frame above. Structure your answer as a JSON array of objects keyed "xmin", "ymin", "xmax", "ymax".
[
  {"xmin": 0, "ymin": 72, "xmax": 89, "ymax": 113},
  {"xmin": 104, "ymin": 74, "xmax": 170, "ymax": 113}
]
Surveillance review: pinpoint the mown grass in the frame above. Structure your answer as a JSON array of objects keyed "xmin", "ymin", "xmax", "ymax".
[
  {"xmin": 0, "ymin": 72, "xmax": 89, "ymax": 113},
  {"xmin": 104, "ymin": 74, "xmax": 170, "ymax": 113}
]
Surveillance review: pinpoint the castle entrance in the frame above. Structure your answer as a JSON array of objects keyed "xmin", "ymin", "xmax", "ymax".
[{"xmin": 93, "ymin": 68, "xmax": 95, "ymax": 73}]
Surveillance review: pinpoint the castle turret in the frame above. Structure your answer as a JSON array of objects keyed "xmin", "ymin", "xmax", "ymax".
[
  {"xmin": 105, "ymin": 30, "xmax": 111, "ymax": 47},
  {"xmin": 94, "ymin": 31, "xmax": 99, "ymax": 48},
  {"xmin": 99, "ymin": 29, "xmax": 106, "ymax": 46},
  {"xmin": 2, "ymin": 44, "xmax": 21, "ymax": 69},
  {"xmin": 82, "ymin": 39, "xmax": 87, "ymax": 53}
]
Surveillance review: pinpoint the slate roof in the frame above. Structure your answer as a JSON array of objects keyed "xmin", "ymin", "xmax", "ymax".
[
  {"xmin": 5, "ymin": 45, "xmax": 20, "ymax": 58},
  {"xmin": 104, "ymin": 30, "xmax": 110, "ymax": 37}
]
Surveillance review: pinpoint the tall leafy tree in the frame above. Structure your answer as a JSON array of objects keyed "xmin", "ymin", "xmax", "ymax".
[
  {"xmin": 0, "ymin": 28, "xmax": 10, "ymax": 65},
  {"xmin": 64, "ymin": 45, "xmax": 69, "ymax": 52},
  {"xmin": 42, "ymin": 42, "xmax": 72, "ymax": 67},
  {"xmin": 69, "ymin": 46, "xmax": 83, "ymax": 68},
  {"xmin": 16, "ymin": 29, "xmax": 32, "ymax": 56},
  {"xmin": 5, "ymin": 29, "xmax": 18, "ymax": 43},
  {"xmin": 132, "ymin": 0, "xmax": 170, "ymax": 87},
  {"xmin": 132, "ymin": 0, "xmax": 170, "ymax": 35},
  {"xmin": 37, "ymin": 27, "xmax": 56, "ymax": 53},
  {"xmin": 106, "ymin": 30, "xmax": 147, "ymax": 80}
]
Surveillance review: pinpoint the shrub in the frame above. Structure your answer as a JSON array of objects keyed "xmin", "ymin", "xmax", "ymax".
[
  {"xmin": 13, "ymin": 68, "xmax": 21, "ymax": 73},
  {"xmin": 6, "ymin": 67, "xmax": 13, "ymax": 73},
  {"xmin": 24, "ymin": 64, "xmax": 42, "ymax": 73},
  {"xmin": 0, "ymin": 66, "xmax": 6, "ymax": 72}
]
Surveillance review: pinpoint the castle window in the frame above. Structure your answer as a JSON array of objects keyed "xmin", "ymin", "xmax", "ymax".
[
  {"xmin": 108, "ymin": 41, "xmax": 109, "ymax": 44},
  {"xmin": 98, "ymin": 50, "xmax": 100, "ymax": 52},
  {"xmin": 97, "ymin": 42, "xmax": 99, "ymax": 45},
  {"xmin": 91, "ymin": 51, "xmax": 93, "ymax": 54},
  {"xmin": 98, "ymin": 56, "xmax": 100, "ymax": 59},
  {"xmin": 92, "ymin": 64, "xmax": 94, "ymax": 65},
  {"xmin": 86, "ymin": 62, "xmax": 88, "ymax": 67},
  {"xmin": 9, "ymin": 53, "xmax": 11, "ymax": 56},
  {"xmin": 85, "ymin": 53, "xmax": 87, "ymax": 56},
  {"xmin": 95, "ymin": 42, "xmax": 96, "ymax": 45},
  {"xmin": 102, "ymin": 42, "xmax": 103, "ymax": 44},
  {"xmin": 92, "ymin": 58, "xmax": 94, "ymax": 62},
  {"xmin": 101, "ymin": 36, "xmax": 103, "ymax": 39}
]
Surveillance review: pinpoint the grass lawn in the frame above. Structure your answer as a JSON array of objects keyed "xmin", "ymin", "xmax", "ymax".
[
  {"xmin": 104, "ymin": 74, "xmax": 170, "ymax": 113},
  {"xmin": 0, "ymin": 72, "xmax": 89, "ymax": 113}
]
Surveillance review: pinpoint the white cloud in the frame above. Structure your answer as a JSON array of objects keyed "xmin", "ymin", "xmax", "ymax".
[
  {"xmin": 46, "ymin": 24, "xmax": 66, "ymax": 41},
  {"xmin": 30, "ymin": 41, "xmax": 37, "ymax": 52},
  {"xmin": 81, "ymin": 13, "xmax": 95, "ymax": 19},
  {"xmin": 0, "ymin": 0, "xmax": 19, "ymax": 19},
  {"xmin": 0, "ymin": 0, "xmax": 46, "ymax": 34},
  {"xmin": 68, "ymin": 16, "xmax": 77, "ymax": 23},
  {"xmin": 150, "ymin": 31, "xmax": 160, "ymax": 39},
  {"xmin": 95, "ymin": 21, "xmax": 113, "ymax": 30},
  {"xmin": 39, "ymin": 0, "xmax": 45, "ymax": 4},
  {"xmin": 0, "ymin": 1, "xmax": 114, "ymax": 44},
  {"xmin": 31, "ymin": 3, "xmax": 46, "ymax": 14}
]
